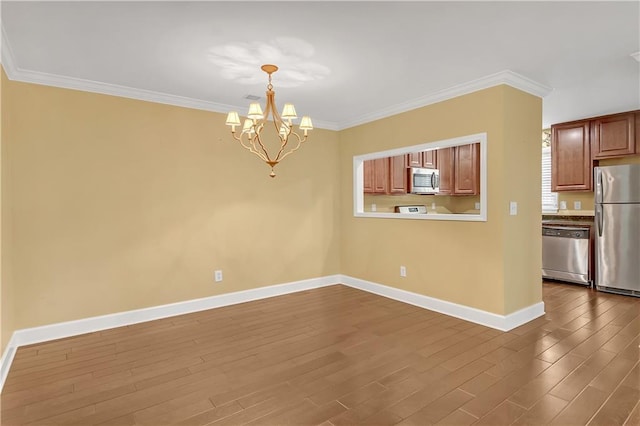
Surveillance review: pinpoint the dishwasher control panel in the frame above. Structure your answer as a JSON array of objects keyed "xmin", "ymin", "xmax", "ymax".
[{"xmin": 542, "ymin": 226, "xmax": 589, "ymax": 239}]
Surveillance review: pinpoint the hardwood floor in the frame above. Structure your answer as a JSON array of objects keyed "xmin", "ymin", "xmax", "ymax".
[{"xmin": 2, "ymin": 282, "xmax": 639, "ymax": 425}]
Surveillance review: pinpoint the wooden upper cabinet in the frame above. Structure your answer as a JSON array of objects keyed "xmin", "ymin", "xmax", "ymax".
[
  {"xmin": 363, "ymin": 156, "xmax": 406, "ymax": 195},
  {"xmin": 389, "ymin": 155, "xmax": 407, "ymax": 194},
  {"xmin": 373, "ymin": 157, "xmax": 389, "ymax": 194},
  {"xmin": 435, "ymin": 144, "xmax": 479, "ymax": 196},
  {"xmin": 407, "ymin": 150, "xmax": 437, "ymax": 169},
  {"xmin": 551, "ymin": 121, "xmax": 592, "ymax": 191},
  {"xmin": 363, "ymin": 159, "xmax": 375, "ymax": 193},
  {"xmin": 423, "ymin": 150, "xmax": 437, "ymax": 169},
  {"xmin": 454, "ymin": 143, "xmax": 480, "ymax": 195},
  {"xmin": 407, "ymin": 152, "xmax": 422, "ymax": 168},
  {"xmin": 592, "ymin": 112, "xmax": 637, "ymax": 159},
  {"xmin": 437, "ymin": 147, "xmax": 454, "ymax": 195}
]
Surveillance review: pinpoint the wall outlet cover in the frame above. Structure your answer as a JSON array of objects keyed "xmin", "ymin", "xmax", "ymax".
[
  {"xmin": 509, "ymin": 201, "xmax": 518, "ymax": 216},
  {"xmin": 574, "ymin": 201, "xmax": 581, "ymax": 210},
  {"xmin": 560, "ymin": 201, "xmax": 567, "ymax": 210}
]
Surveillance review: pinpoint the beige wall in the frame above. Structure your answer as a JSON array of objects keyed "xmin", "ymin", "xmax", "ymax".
[
  {"xmin": 2, "ymin": 75, "xmax": 341, "ymax": 334},
  {"xmin": 1, "ymin": 73, "xmax": 545, "ymax": 355},
  {"xmin": 501, "ymin": 87, "xmax": 543, "ymax": 313},
  {"xmin": 339, "ymin": 86, "xmax": 542, "ymax": 315}
]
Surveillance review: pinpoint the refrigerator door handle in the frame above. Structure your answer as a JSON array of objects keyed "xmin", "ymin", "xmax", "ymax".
[
  {"xmin": 595, "ymin": 168, "xmax": 603, "ymax": 204},
  {"xmin": 596, "ymin": 204, "xmax": 603, "ymax": 237}
]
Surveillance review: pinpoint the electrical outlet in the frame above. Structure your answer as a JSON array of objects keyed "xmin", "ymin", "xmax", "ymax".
[
  {"xmin": 214, "ymin": 270, "xmax": 223, "ymax": 282},
  {"xmin": 371, "ymin": 203, "xmax": 377, "ymax": 212},
  {"xmin": 574, "ymin": 201, "xmax": 581, "ymax": 210},
  {"xmin": 509, "ymin": 201, "xmax": 518, "ymax": 216},
  {"xmin": 560, "ymin": 201, "xmax": 567, "ymax": 210},
  {"xmin": 400, "ymin": 266, "xmax": 407, "ymax": 277},
  {"xmin": 475, "ymin": 202, "xmax": 480, "ymax": 210},
  {"xmin": 431, "ymin": 202, "xmax": 436, "ymax": 210}
]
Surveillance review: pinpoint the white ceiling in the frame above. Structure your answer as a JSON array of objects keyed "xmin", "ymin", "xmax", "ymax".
[{"xmin": 1, "ymin": 1, "xmax": 639, "ymax": 130}]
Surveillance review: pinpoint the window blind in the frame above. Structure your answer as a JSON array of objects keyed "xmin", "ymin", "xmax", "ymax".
[{"xmin": 542, "ymin": 147, "xmax": 558, "ymax": 213}]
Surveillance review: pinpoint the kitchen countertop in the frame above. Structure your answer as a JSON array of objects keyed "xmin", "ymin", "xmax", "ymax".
[
  {"xmin": 542, "ymin": 220, "xmax": 594, "ymax": 227},
  {"xmin": 542, "ymin": 215, "xmax": 594, "ymax": 228},
  {"xmin": 543, "ymin": 211, "xmax": 595, "ymax": 217},
  {"xmin": 542, "ymin": 215, "xmax": 594, "ymax": 221}
]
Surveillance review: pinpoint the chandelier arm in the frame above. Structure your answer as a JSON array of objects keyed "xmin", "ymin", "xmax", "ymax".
[
  {"xmin": 266, "ymin": 95, "xmax": 293, "ymax": 163},
  {"xmin": 235, "ymin": 132, "xmax": 269, "ymax": 163},
  {"xmin": 250, "ymin": 123, "xmax": 274, "ymax": 163},
  {"xmin": 264, "ymin": 89, "xmax": 285, "ymax": 147},
  {"xmin": 273, "ymin": 123, "xmax": 294, "ymax": 162},
  {"xmin": 277, "ymin": 131, "xmax": 307, "ymax": 162}
]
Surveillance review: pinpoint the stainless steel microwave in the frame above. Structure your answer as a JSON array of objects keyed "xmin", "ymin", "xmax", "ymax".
[{"xmin": 408, "ymin": 167, "xmax": 440, "ymax": 194}]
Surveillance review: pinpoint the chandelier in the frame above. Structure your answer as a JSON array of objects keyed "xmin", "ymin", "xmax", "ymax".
[{"xmin": 225, "ymin": 64, "xmax": 313, "ymax": 177}]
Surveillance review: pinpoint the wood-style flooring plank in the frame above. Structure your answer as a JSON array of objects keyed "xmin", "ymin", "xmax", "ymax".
[{"xmin": 2, "ymin": 282, "xmax": 640, "ymax": 425}]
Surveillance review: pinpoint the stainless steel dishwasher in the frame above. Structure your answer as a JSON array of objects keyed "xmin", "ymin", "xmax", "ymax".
[{"xmin": 542, "ymin": 225, "xmax": 591, "ymax": 286}]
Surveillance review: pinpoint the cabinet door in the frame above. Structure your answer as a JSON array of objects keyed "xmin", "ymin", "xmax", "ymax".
[
  {"xmin": 454, "ymin": 143, "xmax": 480, "ymax": 195},
  {"xmin": 437, "ymin": 147, "xmax": 454, "ymax": 195},
  {"xmin": 423, "ymin": 150, "xmax": 437, "ymax": 169},
  {"xmin": 373, "ymin": 158, "xmax": 389, "ymax": 194},
  {"xmin": 363, "ymin": 160, "xmax": 374, "ymax": 193},
  {"xmin": 592, "ymin": 112, "xmax": 636, "ymax": 159},
  {"xmin": 389, "ymin": 155, "xmax": 407, "ymax": 194},
  {"xmin": 551, "ymin": 121, "xmax": 592, "ymax": 191},
  {"xmin": 407, "ymin": 152, "xmax": 422, "ymax": 168}
]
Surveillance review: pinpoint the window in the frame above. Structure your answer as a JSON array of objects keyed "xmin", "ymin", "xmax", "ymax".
[{"xmin": 542, "ymin": 130, "xmax": 558, "ymax": 213}]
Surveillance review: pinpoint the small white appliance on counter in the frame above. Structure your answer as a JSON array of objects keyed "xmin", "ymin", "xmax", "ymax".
[
  {"xmin": 408, "ymin": 168, "xmax": 439, "ymax": 194},
  {"xmin": 394, "ymin": 205, "xmax": 428, "ymax": 214}
]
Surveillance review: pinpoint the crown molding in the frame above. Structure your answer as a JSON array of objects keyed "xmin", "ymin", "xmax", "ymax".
[
  {"xmin": 1, "ymin": 23, "xmax": 18, "ymax": 76},
  {"xmin": 336, "ymin": 69, "xmax": 553, "ymax": 130},
  {"xmin": 2, "ymin": 25, "xmax": 548, "ymax": 132},
  {"xmin": 0, "ymin": 26, "xmax": 339, "ymax": 130},
  {"xmin": 2, "ymin": 65, "xmax": 335, "ymax": 131}
]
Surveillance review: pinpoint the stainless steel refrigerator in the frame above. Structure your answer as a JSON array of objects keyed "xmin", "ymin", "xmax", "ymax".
[{"xmin": 594, "ymin": 164, "xmax": 640, "ymax": 296}]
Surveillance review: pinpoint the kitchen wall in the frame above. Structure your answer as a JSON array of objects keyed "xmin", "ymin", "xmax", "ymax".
[
  {"xmin": 1, "ymin": 71, "xmax": 342, "ymax": 345},
  {"xmin": 363, "ymin": 193, "xmax": 480, "ymax": 214},
  {"xmin": 339, "ymin": 85, "xmax": 542, "ymax": 316}
]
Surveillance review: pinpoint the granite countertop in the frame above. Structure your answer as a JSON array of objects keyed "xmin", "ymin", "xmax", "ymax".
[
  {"xmin": 542, "ymin": 215, "xmax": 594, "ymax": 222},
  {"xmin": 542, "ymin": 215, "xmax": 594, "ymax": 229},
  {"xmin": 542, "ymin": 220, "xmax": 594, "ymax": 228}
]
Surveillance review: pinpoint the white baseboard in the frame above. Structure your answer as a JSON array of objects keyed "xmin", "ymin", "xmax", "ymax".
[
  {"xmin": 0, "ymin": 275, "xmax": 340, "ymax": 392},
  {"xmin": 0, "ymin": 274, "xmax": 544, "ymax": 393},
  {"xmin": 0, "ymin": 334, "xmax": 18, "ymax": 393},
  {"xmin": 341, "ymin": 275, "xmax": 545, "ymax": 332}
]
